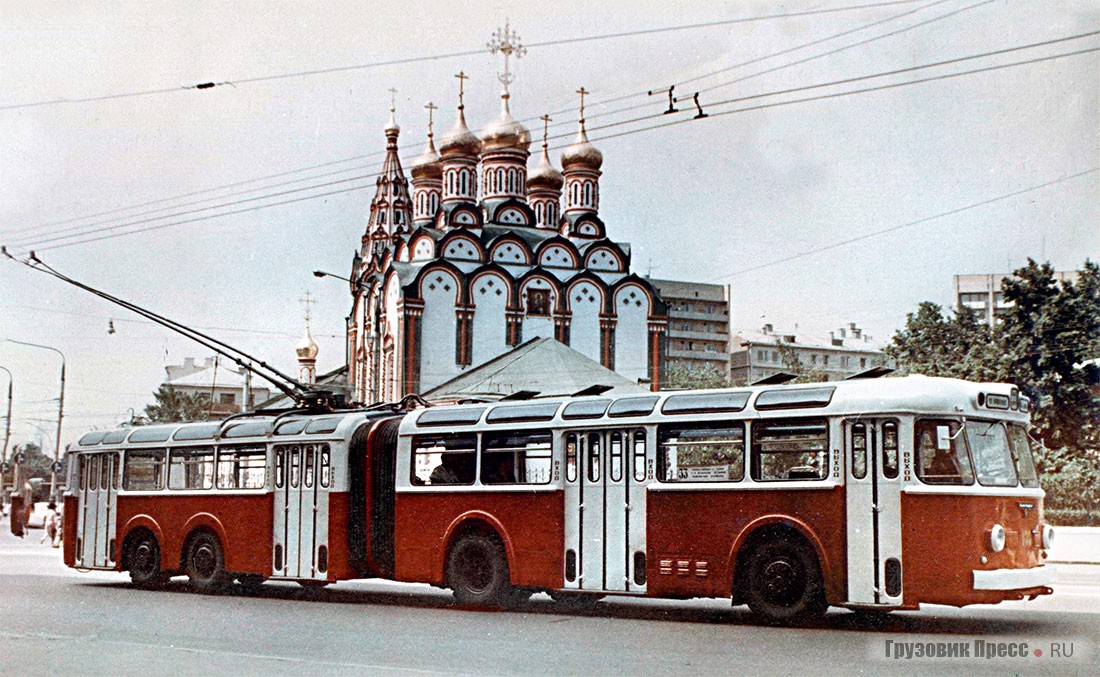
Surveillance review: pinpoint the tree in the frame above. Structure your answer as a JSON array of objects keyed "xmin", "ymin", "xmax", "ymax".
[
  {"xmin": 775, "ymin": 338, "xmax": 828, "ymax": 383},
  {"xmin": 884, "ymin": 302, "xmax": 996, "ymax": 380},
  {"xmin": 997, "ymin": 259, "xmax": 1100, "ymax": 454},
  {"xmin": 12, "ymin": 442, "xmax": 52, "ymax": 480},
  {"xmin": 664, "ymin": 362, "xmax": 731, "ymax": 390},
  {"xmin": 143, "ymin": 384, "xmax": 210, "ymax": 423}
]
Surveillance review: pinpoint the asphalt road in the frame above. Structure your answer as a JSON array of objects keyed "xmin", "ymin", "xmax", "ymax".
[{"xmin": 1, "ymin": 527, "xmax": 1096, "ymax": 676}]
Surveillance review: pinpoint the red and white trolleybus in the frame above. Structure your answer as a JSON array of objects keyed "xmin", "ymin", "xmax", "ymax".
[{"xmin": 62, "ymin": 374, "xmax": 1055, "ymax": 623}]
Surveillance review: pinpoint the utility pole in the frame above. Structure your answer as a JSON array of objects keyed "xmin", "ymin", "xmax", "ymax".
[{"xmin": 7, "ymin": 340, "xmax": 65, "ymax": 501}]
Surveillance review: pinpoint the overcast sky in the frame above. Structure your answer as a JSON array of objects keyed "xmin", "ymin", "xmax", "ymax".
[{"xmin": 1, "ymin": 0, "xmax": 1096, "ymax": 451}]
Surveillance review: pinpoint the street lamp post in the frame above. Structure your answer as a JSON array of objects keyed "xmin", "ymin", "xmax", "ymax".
[
  {"xmin": 6, "ymin": 340, "xmax": 65, "ymax": 500},
  {"xmin": 313, "ymin": 270, "xmax": 374, "ymax": 403},
  {"xmin": 0, "ymin": 366, "xmax": 12, "ymax": 467}
]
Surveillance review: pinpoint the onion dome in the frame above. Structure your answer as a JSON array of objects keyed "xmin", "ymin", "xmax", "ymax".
[
  {"xmin": 296, "ymin": 326, "xmax": 319, "ymax": 361},
  {"xmin": 480, "ymin": 93, "xmax": 530, "ymax": 153},
  {"xmin": 410, "ymin": 134, "xmax": 442, "ymax": 180},
  {"xmin": 439, "ymin": 107, "xmax": 482, "ymax": 157},
  {"xmin": 527, "ymin": 145, "xmax": 563, "ymax": 190},
  {"xmin": 561, "ymin": 121, "xmax": 603, "ymax": 170}
]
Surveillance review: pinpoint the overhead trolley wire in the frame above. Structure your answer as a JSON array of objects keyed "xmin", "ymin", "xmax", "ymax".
[
  {"xmin": 0, "ymin": 0, "xmax": 928, "ymax": 112},
  {"xmin": 6, "ymin": 40, "xmax": 1096, "ymax": 254}
]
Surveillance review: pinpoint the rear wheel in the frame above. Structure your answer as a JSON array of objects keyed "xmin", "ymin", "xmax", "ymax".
[
  {"xmin": 127, "ymin": 532, "xmax": 166, "ymax": 589},
  {"xmin": 743, "ymin": 538, "xmax": 826, "ymax": 625},
  {"xmin": 446, "ymin": 534, "xmax": 511, "ymax": 607},
  {"xmin": 186, "ymin": 532, "xmax": 228, "ymax": 593}
]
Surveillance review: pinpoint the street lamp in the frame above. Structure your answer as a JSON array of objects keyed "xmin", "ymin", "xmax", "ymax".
[
  {"xmin": 6, "ymin": 340, "xmax": 65, "ymax": 500},
  {"xmin": 0, "ymin": 366, "xmax": 12, "ymax": 466},
  {"xmin": 313, "ymin": 270, "xmax": 376, "ymax": 401}
]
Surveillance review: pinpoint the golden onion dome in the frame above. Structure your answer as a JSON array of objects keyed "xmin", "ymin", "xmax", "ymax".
[
  {"xmin": 480, "ymin": 94, "xmax": 530, "ymax": 153},
  {"xmin": 439, "ymin": 107, "xmax": 482, "ymax": 157},
  {"xmin": 296, "ymin": 326, "xmax": 319, "ymax": 361},
  {"xmin": 561, "ymin": 121, "xmax": 603, "ymax": 170},
  {"xmin": 411, "ymin": 135, "xmax": 442, "ymax": 180},
  {"xmin": 527, "ymin": 145, "xmax": 563, "ymax": 190}
]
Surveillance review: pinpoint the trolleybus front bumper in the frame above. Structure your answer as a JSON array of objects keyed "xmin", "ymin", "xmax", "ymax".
[{"xmin": 972, "ymin": 565, "xmax": 1056, "ymax": 591}]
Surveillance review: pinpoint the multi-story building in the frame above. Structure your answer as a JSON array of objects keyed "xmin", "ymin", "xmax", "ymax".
[
  {"xmin": 648, "ymin": 278, "xmax": 729, "ymax": 377},
  {"xmin": 954, "ymin": 271, "xmax": 1078, "ymax": 327},
  {"xmin": 730, "ymin": 323, "xmax": 890, "ymax": 385},
  {"xmin": 162, "ymin": 357, "xmax": 271, "ymax": 417}
]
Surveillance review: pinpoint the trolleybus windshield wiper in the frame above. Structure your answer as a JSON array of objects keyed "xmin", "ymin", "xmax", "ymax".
[{"xmin": 3, "ymin": 248, "xmax": 326, "ymax": 408}]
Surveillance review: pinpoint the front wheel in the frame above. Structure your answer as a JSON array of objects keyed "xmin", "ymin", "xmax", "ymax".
[
  {"xmin": 127, "ymin": 532, "xmax": 166, "ymax": 589},
  {"xmin": 446, "ymin": 534, "xmax": 511, "ymax": 607},
  {"xmin": 186, "ymin": 532, "xmax": 228, "ymax": 593},
  {"xmin": 743, "ymin": 538, "xmax": 826, "ymax": 625}
]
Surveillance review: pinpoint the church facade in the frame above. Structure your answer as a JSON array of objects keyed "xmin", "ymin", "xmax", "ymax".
[{"xmin": 346, "ymin": 82, "xmax": 667, "ymax": 404}]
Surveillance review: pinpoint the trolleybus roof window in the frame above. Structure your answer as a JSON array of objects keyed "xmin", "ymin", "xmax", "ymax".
[
  {"xmin": 78, "ymin": 431, "xmax": 108, "ymax": 446},
  {"xmin": 305, "ymin": 417, "xmax": 341, "ymax": 434},
  {"xmin": 754, "ymin": 386, "xmax": 835, "ymax": 411},
  {"xmin": 608, "ymin": 396, "xmax": 659, "ymax": 418},
  {"xmin": 223, "ymin": 420, "xmax": 269, "ymax": 438},
  {"xmin": 416, "ymin": 407, "xmax": 487, "ymax": 427},
  {"xmin": 661, "ymin": 391, "xmax": 751, "ymax": 415},
  {"xmin": 172, "ymin": 423, "xmax": 219, "ymax": 441},
  {"xmin": 127, "ymin": 427, "xmax": 173, "ymax": 443},
  {"xmin": 485, "ymin": 402, "xmax": 560, "ymax": 423},
  {"xmin": 101, "ymin": 429, "xmax": 129, "ymax": 444},
  {"xmin": 274, "ymin": 419, "xmax": 308, "ymax": 435},
  {"xmin": 561, "ymin": 399, "xmax": 611, "ymax": 419}
]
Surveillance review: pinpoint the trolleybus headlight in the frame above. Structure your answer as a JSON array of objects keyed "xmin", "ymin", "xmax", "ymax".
[
  {"xmin": 1041, "ymin": 524, "xmax": 1055, "ymax": 550},
  {"xmin": 989, "ymin": 524, "xmax": 1006, "ymax": 553}
]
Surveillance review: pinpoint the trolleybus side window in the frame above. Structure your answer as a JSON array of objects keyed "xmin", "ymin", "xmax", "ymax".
[
  {"xmin": 882, "ymin": 420, "xmax": 899, "ymax": 479},
  {"xmin": 610, "ymin": 432, "xmax": 624, "ymax": 481},
  {"xmin": 1007, "ymin": 424, "xmax": 1040, "ymax": 488},
  {"xmin": 851, "ymin": 423, "xmax": 868, "ymax": 479},
  {"xmin": 658, "ymin": 423, "xmax": 744, "ymax": 482},
  {"xmin": 481, "ymin": 431, "xmax": 552, "ymax": 485},
  {"xmin": 633, "ymin": 430, "xmax": 647, "ymax": 481},
  {"xmin": 216, "ymin": 446, "xmax": 267, "ymax": 490},
  {"xmin": 587, "ymin": 433, "xmax": 601, "ymax": 482},
  {"xmin": 914, "ymin": 419, "xmax": 974, "ymax": 485},
  {"xmin": 168, "ymin": 447, "xmax": 215, "ymax": 490},
  {"xmin": 965, "ymin": 420, "xmax": 1018, "ymax": 487},
  {"xmin": 124, "ymin": 450, "xmax": 166, "ymax": 490},
  {"xmin": 565, "ymin": 433, "xmax": 578, "ymax": 482},
  {"xmin": 751, "ymin": 419, "xmax": 827, "ymax": 481},
  {"xmin": 412, "ymin": 434, "xmax": 477, "ymax": 486}
]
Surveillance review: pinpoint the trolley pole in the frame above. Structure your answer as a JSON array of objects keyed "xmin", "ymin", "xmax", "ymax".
[{"xmin": 7, "ymin": 340, "xmax": 65, "ymax": 501}]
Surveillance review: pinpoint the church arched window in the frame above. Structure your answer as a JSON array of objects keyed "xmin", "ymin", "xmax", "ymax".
[
  {"xmin": 571, "ymin": 182, "xmax": 579, "ymax": 205},
  {"xmin": 583, "ymin": 182, "xmax": 592, "ymax": 206}
]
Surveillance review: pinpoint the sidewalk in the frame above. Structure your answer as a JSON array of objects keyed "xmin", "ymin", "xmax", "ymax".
[{"xmin": 1047, "ymin": 526, "xmax": 1100, "ymax": 564}]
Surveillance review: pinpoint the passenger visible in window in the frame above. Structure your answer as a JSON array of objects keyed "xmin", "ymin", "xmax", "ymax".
[{"xmin": 429, "ymin": 456, "xmax": 460, "ymax": 484}]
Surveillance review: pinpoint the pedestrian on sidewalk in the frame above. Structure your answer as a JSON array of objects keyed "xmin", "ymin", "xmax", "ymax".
[{"xmin": 41, "ymin": 502, "xmax": 59, "ymax": 546}]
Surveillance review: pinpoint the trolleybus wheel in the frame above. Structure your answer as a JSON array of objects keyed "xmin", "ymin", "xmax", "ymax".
[
  {"xmin": 744, "ymin": 538, "xmax": 826, "ymax": 625},
  {"xmin": 127, "ymin": 532, "xmax": 166, "ymax": 589},
  {"xmin": 446, "ymin": 533, "xmax": 511, "ymax": 607},
  {"xmin": 186, "ymin": 532, "xmax": 228, "ymax": 593}
]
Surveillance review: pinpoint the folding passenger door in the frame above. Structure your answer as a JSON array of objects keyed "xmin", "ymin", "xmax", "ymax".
[
  {"xmin": 844, "ymin": 418, "xmax": 904, "ymax": 606},
  {"xmin": 272, "ymin": 443, "xmax": 331, "ymax": 580},
  {"xmin": 76, "ymin": 452, "xmax": 118, "ymax": 569},
  {"xmin": 562, "ymin": 429, "xmax": 648, "ymax": 593}
]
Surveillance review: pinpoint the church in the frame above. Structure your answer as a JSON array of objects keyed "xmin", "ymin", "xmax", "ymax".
[{"xmin": 346, "ymin": 73, "xmax": 668, "ymax": 404}]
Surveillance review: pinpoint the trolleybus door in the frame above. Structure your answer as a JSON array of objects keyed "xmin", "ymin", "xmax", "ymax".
[
  {"xmin": 563, "ymin": 429, "xmax": 647, "ymax": 593},
  {"xmin": 272, "ymin": 443, "xmax": 330, "ymax": 580},
  {"xmin": 845, "ymin": 419, "xmax": 904, "ymax": 606},
  {"xmin": 76, "ymin": 452, "xmax": 118, "ymax": 569}
]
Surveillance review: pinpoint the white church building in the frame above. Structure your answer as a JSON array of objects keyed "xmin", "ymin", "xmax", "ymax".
[{"xmin": 346, "ymin": 74, "xmax": 668, "ymax": 404}]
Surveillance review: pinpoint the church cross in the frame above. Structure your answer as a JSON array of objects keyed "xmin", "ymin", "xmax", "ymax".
[
  {"xmin": 388, "ymin": 87, "xmax": 398, "ymax": 113},
  {"xmin": 455, "ymin": 71, "xmax": 469, "ymax": 108},
  {"xmin": 539, "ymin": 114, "xmax": 552, "ymax": 149},
  {"xmin": 487, "ymin": 20, "xmax": 526, "ymax": 94},
  {"xmin": 576, "ymin": 86, "xmax": 589, "ymax": 122},
  {"xmin": 299, "ymin": 291, "xmax": 315, "ymax": 328},
  {"xmin": 425, "ymin": 101, "xmax": 438, "ymax": 136}
]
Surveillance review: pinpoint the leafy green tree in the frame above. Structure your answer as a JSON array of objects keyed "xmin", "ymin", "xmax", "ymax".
[
  {"xmin": 12, "ymin": 442, "xmax": 52, "ymax": 479},
  {"xmin": 884, "ymin": 302, "xmax": 996, "ymax": 380},
  {"xmin": 143, "ymin": 384, "xmax": 210, "ymax": 423},
  {"xmin": 775, "ymin": 338, "xmax": 829, "ymax": 383},
  {"xmin": 998, "ymin": 259, "xmax": 1100, "ymax": 454},
  {"xmin": 664, "ymin": 362, "xmax": 731, "ymax": 390}
]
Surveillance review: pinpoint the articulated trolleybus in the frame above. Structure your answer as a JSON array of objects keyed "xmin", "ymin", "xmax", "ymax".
[{"xmin": 63, "ymin": 375, "xmax": 1055, "ymax": 623}]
